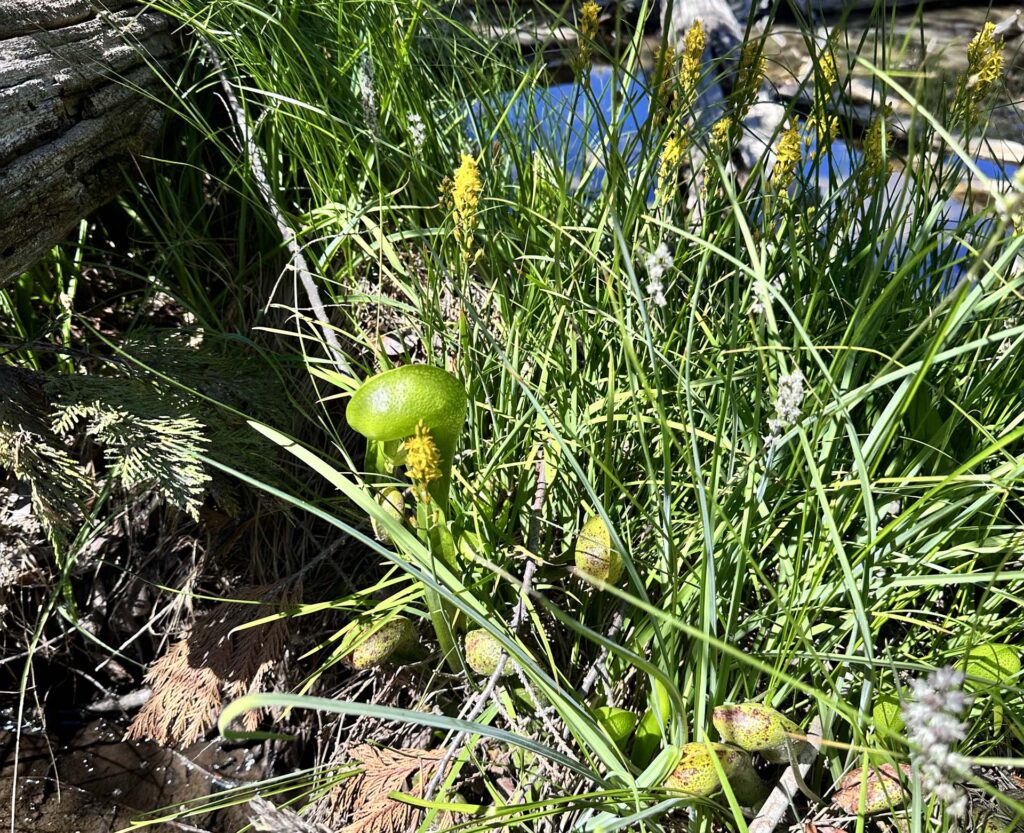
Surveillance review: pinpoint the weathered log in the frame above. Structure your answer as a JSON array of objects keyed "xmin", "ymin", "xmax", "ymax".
[{"xmin": 0, "ymin": 1, "xmax": 173, "ymax": 284}]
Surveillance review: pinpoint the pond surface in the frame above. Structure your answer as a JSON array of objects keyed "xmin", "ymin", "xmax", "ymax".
[
  {"xmin": 486, "ymin": 2, "xmax": 1022, "ymax": 199},
  {"xmin": 494, "ymin": 66, "xmax": 1018, "ymax": 206},
  {"xmin": 767, "ymin": 2, "xmax": 1024, "ymax": 140}
]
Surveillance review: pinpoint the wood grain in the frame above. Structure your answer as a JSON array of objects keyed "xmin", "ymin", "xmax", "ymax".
[{"xmin": 0, "ymin": 1, "xmax": 172, "ymax": 282}]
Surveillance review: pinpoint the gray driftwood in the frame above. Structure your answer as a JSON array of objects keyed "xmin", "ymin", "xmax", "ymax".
[
  {"xmin": 663, "ymin": 0, "xmax": 786, "ymax": 176},
  {"xmin": 0, "ymin": 1, "xmax": 173, "ymax": 283}
]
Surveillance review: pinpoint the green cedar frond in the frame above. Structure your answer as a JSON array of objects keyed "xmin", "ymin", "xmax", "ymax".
[
  {"xmin": 0, "ymin": 368, "xmax": 94, "ymax": 543},
  {"xmin": 51, "ymin": 397, "xmax": 211, "ymax": 520}
]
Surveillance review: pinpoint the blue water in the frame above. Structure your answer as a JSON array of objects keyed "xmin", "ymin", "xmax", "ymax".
[
  {"xmin": 473, "ymin": 66, "xmax": 652, "ymax": 198},
  {"xmin": 475, "ymin": 64, "xmax": 1018, "ymax": 199}
]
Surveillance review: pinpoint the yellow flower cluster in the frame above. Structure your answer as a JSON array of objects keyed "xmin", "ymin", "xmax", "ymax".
[
  {"xmin": 805, "ymin": 112, "xmax": 839, "ymax": 156},
  {"xmin": 660, "ymin": 134, "xmax": 688, "ymax": 174},
  {"xmin": 860, "ymin": 115, "xmax": 892, "ymax": 185},
  {"xmin": 580, "ymin": 0, "xmax": 600, "ymax": 40},
  {"xmin": 710, "ymin": 116, "xmax": 732, "ymax": 151},
  {"xmin": 402, "ymin": 420, "xmax": 442, "ymax": 498},
  {"xmin": 817, "ymin": 50, "xmax": 837, "ymax": 88},
  {"xmin": 679, "ymin": 20, "xmax": 705, "ymax": 110},
  {"xmin": 656, "ymin": 133, "xmax": 689, "ymax": 204},
  {"xmin": 770, "ymin": 123, "xmax": 802, "ymax": 190},
  {"xmin": 452, "ymin": 153, "xmax": 482, "ymax": 252},
  {"xmin": 576, "ymin": 0, "xmax": 600, "ymax": 70},
  {"xmin": 966, "ymin": 22, "xmax": 1003, "ymax": 100},
  {"xmin": 738, "ymin": 40, "xmax": 766, "ymax": 93},
  {"xmin": 653, "ymin": 45, "xmax": 678, "ymax": 107}
]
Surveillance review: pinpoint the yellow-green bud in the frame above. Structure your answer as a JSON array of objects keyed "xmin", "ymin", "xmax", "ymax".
[
  {"xmin": 872, "ymin": 694, "xmax": 905, "ymax": 734},
  {"xmin": 712, "ymin": 702, "xmax": 802, "ymax": 762},
  {"xmin": 371, "ymin": 488, "xmax": 406, "ymax": 544},
  {"xmin": 574, "ymin": 515, "xmax": 623, "ymax": 584},
  {"xmin": 962, "ymin": 644, "xmax": 1020, "ymax": 690},
  {"xmin": 595, "ymin": 706, "xmax": 637, "ymax": 746},
  {"xmin": 465, "ymin": 629, "xmax": 514, "ymax": 677},
  {"xmin": 664, "ymin": 742, "xmax": 747, "ymax": 798},
  {"xmin": 350, "ymin": 616, "xmax": 419, "ymax": 669},
  {"xmin": 833, "ymin": 763, "xmax": 911, "ymax": 814}
]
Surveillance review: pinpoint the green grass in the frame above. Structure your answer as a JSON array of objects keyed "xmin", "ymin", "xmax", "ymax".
[
  {"xmin": 145, "ymin": 0, "xmax": 1024, "ymax": 828},
  {"xmin": 7, "ymin": 0, "xmax": 1024, "ymax": 829}
]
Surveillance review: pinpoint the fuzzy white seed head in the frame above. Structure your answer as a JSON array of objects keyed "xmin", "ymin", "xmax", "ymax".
[
  {"xmin": 408, "ymin": 113, "xmax": 426, "ymax": 149},
  {"xmin": 642, "ymin": 243, "xmax": 673, "ymax": 308},
  {"xmin": 357, "ymin": 53, "xmax": 378, "ymax": 130},
  {"xmin": 645, "ymin": 278, "xmax": 667, "ymax": 307},
  {"xmin": 901, "ymin": 666, "xmax": 974, "ymax": 817},
  {"xmin": 750, "ymin": 275, "xmax": 785, "ymax": 317},
  {"xmin": 644, "ymin": 242, "xmax": 673, "ymax": 280},
  {"xmin": 878, "ymin": 499, "xmax": 902, "ymax": 521},
  {"xmin": 764, "ymin": 367, "xmax": 806, "ymax": 448}
]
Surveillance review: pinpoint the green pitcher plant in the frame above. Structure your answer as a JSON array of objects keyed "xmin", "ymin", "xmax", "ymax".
[{"xmin": 347, "ymin": 364, "xmax": 468, "ymax": 671}]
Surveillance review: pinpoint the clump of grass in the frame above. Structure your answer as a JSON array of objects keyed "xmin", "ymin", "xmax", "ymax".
[{"xmin": 100, "ymin": 0, "xmax": 1024, "ymax": 829}]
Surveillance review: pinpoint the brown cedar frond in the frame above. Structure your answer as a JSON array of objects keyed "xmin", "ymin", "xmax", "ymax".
[
  {"xmin": 327, "ymin": 745, "xmax": 448, "ymax": 833},
  {"xmin": 126, "ymin": 638, "xmax": 224, "ymax": 746},
  {"xmin": 126, "ymin": 585, "xmax": 289, "ymax": 745}
]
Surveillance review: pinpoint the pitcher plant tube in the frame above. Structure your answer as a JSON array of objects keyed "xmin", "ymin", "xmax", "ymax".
[
  {"xmin": 346, "ymin": 364, "xmax": 467, "ymax": 511},
  {"xmin": 347, "ymin": 364, "xmax": 468, "ymax": 672}
]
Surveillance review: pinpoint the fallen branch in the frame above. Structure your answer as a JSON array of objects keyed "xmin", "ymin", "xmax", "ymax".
[
  {"xmin": 748, "ymin": 716, "xmax": 824, "ymax": 833},
  {"xmin": 205, "ymin": 43, "xmax": 354, "ymax": 380},
  {"xmin": 423, "ymin": 448, "xmax": 547, "ymax": 800}
]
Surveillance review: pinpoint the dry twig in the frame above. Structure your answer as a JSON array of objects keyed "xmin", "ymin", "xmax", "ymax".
[
  {"xmin": 423, "ymin": 448, "xmax": 548, "ymax": 799},
  {"xmin": 205, "ymin": 43, "xmax": 353, "ymax": 379},
  {"xmin": 749, "ymin": 716, "xmax": 824, "ymax": 833}
]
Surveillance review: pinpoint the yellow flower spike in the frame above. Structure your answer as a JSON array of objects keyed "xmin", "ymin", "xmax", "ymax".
[
  {"xmin": 806, "ymin": 113, "xmax": 839, "ymax": 157},
  {"xmin": 401, "ymin": 419, "xmax": 443, "ymax": 500},
  {"xmin": 452, "ymin": 153, "xmax": 482, "ymax": 253},
  {"xmin": 770, "ymin": 122, "xmax": 802, "ymax": 191},
  {"xmin": 580, "ymin": 0, "xmax": 600, "ymax": 41},
  {"xmin": 859, "ymin": 114, "xmax": 892, "ymax": 187},
  {"xmin": 738, "ymin": 40, "xmax": 766, "ymax": 93},
  {"xmin": 654, "ymin": 44, "xmax": 678, "ymax": 101},
  {"xmin": 575, "ymin": 0, "xmax": 601, "ymax": 73},
  {"xmin": 678, "ymin": 20, "xmax": 705, "ymax": 110},
  {"xmin": 710, "ymin": 116, "xmax": 732, "ymax": 151},
  {"xmin": 818, "ymin": 50, "xmax": 837, "ymax": 89},
  {"xmin": 659, "ymin": 134, "xmax": 687, "ymax": 174},
  {"xmin": 967, "ymin": 22, "xmax": 1004, "ymax": 100},
  {"xmin": 656, "ymin": 133, "xmax": 688, "ymax": 203}
]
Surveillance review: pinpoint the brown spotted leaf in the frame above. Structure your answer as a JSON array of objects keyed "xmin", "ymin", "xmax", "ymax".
[{"xmin": 834, "ymin": 763, "xmax": 912, "ymax": 815}]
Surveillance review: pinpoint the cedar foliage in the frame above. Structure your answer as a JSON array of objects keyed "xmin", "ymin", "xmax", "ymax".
[
  {"xmin": 326, "ymin": 745, "xmax": 449, "ymax": 833},
  {"xmin": 126, "ymin": 585, "xmax": 290, "ymax": 746}
]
